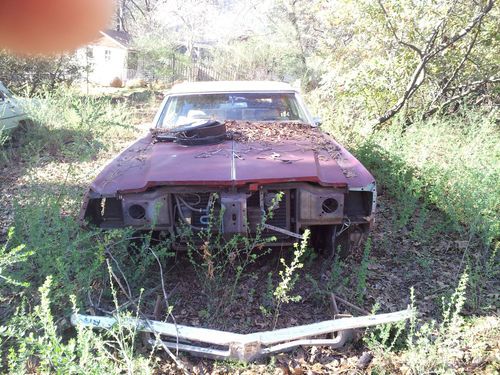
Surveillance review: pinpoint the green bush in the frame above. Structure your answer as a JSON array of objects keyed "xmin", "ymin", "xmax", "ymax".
[
  {"xmin": 356, "ymin": 107, "xmax": 499, "ymax": 247},
  {"xmin": 19, "ymin": 88, "xmax": 132, "ymax": 162},
  {"xmin": 366, "ymin": 271, "xmax": 499, "ymax": 374},
  {"xmin": 2, "ymin": 276, "xmax": 155, "ymax": 374}
]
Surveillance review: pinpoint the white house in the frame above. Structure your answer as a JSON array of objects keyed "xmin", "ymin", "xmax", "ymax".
[{"xmin": 77, "ymin": 30, "xmax": 138, "ymax": 86}]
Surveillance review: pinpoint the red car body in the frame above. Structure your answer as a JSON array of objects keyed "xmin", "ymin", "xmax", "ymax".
[{"xmin": 81, "ymin": 81, "xmax": 376, "ymax": 253}]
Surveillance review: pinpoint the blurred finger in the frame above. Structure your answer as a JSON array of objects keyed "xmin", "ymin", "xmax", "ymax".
[{"xmin": 0, "ymin": 0, "xmax": 115, "ymax": 55}]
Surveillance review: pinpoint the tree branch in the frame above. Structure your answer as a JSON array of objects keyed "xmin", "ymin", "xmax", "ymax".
[
  {"xmin": 449, "ymin": 76, "xmax": 500, "ymax": 92},
  {"xmin": 377, "ymin": 0, "xmax": 423, "ymax": 56},
  {"xmin": 428, "ymin": 24, "xmax": 481, "ymax": 109},
  {"xmin": 128, "ymin": 0, "xmax": 147, "ymax": 18},
  {"xmin": 422, "ymin": 76, "xmax": 499, "ymax": 119},
  {"xmin": 371, "ymin": 0, "xmax": 495, "ymax": 129},
  {"xmin": 430, "ymin": 0, "xmax": 494, "ymax": 57}
]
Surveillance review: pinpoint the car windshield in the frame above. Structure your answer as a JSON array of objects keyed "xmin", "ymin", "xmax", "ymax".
[{"xmin": 157, "ymin": 92, "xmax": 309, "ymax": 128}]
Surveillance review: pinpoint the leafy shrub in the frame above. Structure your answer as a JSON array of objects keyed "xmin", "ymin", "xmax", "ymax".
[
  {"xmin": 0, "ymin": 51, "xmax": 82, "ymax": 95},
  {"xmin": 337, "ymin": 107, "xmax": 500, "ymax": 248},
  {"xmin": 19, "ymin": 87, "xmax": 132, "ymax": 161},
  {"xmin": 9, "ymin": 192, "xmax": 107, "ymax": 311},
  {"xmin": 8, "ymin": 189, "xmax": 174, "ymax": 313},
  {"xmin": 271, "ymin": 229, "xmax": 310, "ymax": 329},
  {"xmin": 2, "ymin": 276, "xmax": 155, "ymax": 374},
  {"xmin": 0, "ymin": 228, "xmax": 33, "ymax": 288},
  {"xmin": 365, "ymin": 270, "xmax": 499, "ymax": 374}
]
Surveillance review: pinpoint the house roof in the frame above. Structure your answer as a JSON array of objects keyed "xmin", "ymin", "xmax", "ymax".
[
  {"xmin": 168, "ymin": 81, "xmax": 299, "ymax": 95},
  {"xmin": 100, "ymin": 29, "xmax": 132, "ymax": 48}
]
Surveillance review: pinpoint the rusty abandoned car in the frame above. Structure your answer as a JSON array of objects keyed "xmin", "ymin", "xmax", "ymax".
[
  {"xmin": 75, "ymin": 81, "xmax": 400, "ymax": 361},
  {"xmin": 80, "ymin": 81, "xmax": 376, "ymax": 254}
]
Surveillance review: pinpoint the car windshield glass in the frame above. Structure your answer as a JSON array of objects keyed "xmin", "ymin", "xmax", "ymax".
[
  {"xmin": 157, "ymin": 92, "xmax": 309, "ymax": 128},
  {"xmin": 0, "ymin": 83, "xmax": 13, "ymax": 100}
]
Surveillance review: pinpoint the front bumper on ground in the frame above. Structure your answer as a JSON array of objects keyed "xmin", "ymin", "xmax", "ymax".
[{"xmin": 71, "ymin": 309, "xmax": 412, "ymax": 362}]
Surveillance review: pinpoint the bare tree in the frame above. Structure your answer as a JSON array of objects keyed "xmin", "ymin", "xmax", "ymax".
[{"xmin": 115, "ymin": 0, "xmax": 166, "ymax": 32}]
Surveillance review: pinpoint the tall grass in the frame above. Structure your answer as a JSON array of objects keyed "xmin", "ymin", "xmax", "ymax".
[
  {"xmin": 0, "ymin": 88, "xmax": 161, "ymax": 373},
  {"xmin": 309, "ymin": 92, "xmax": 499, "ymax": 317},
  {"xmin": 318, "ymin": 104, "xmax": 499, "ymax": 249},
  {"xmin": 13, "ymin": 87, "xmax": 133, "ymax": 164},
  {"xmin": 359, "ymin": 108, "xmax": 499, "ymax": 247}
]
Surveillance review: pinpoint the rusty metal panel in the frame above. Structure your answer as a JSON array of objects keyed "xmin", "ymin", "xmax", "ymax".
[
  {"xmin": 90, "ymin": 135, "xmax": 234, "ymax": 196},
  {"xmin": 122, "ymin": 188, "xmax": 172, "ymax": 228},
  {"xmin": 233, "ymin": 141, "xmax": 345, "ymax": 185},
  {"xmin": 298, "ymin": 186, "xmax": 345, "ymax": 225},
  {"xmin": 89, "ymin": 134, "xmax": 376, "ymax": 197},
  {"xmin": 221, "ymin": 192, "xmax": 248, "ymax": 234}
]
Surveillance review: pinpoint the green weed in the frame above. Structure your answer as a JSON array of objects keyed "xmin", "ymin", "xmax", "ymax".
[
  {"xmin": 3, "ymin": 275, "xmax": 156, "ymax": 374},
  {"xmin": 0, "ymin": 228, "xmax": 33, "ymax": 288},
  {"xmin": 272, "ymin": 229, "xmax": 310, "ymax": 329},
  {"xmin": 355, "ymin": 237, "xmax": 372, "ymax": 304},
  {"xmin": 365, "ymin": 270, "xmax": 499, "ymax": 374},
  {"xmin": 180, "ymin": 193, "xmax": 279, "ymax": 323}
]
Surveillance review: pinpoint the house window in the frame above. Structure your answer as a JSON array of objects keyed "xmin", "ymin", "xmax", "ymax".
[{"xmin": 105, "ymin": 49, "xmax": 112, "ymax": 62}]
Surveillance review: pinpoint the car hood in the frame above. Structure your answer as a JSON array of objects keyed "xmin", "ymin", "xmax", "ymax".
[{"xmin": 90, "ymin": 133, "xmax": 375, "ymax": 196}]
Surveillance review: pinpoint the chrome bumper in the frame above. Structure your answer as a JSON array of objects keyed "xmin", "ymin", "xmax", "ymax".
[{"xmin": 71, "ymin": 309, "xmax": 412, "ymax": 362}]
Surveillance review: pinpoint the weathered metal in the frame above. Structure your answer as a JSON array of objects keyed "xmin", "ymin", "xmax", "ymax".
[
  {"xmin": 80, "ymin": 81, "xmax": 377, "ymax": 254},
  {"xmin": 84, "ymin": 134, "xmax": 374, "ymax": 196},
  {"xmin": 71, "ymin": 309, "xmax": 412, "ymax": 362}
]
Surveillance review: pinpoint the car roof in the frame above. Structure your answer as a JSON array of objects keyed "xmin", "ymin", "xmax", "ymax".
[{"xmin": 167, "ymin": 81, "xmax": 299, "ymax": 95}]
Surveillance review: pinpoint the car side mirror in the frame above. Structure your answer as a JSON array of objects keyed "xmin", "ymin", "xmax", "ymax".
[{"xmin": 313, "ymin": 116, "xmax": 322, "ymax": 127}]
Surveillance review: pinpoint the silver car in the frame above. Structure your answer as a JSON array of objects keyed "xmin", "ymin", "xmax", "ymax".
[{"xmin": 0, "ymin": 81, "xmax": 29, "ymax": 134}]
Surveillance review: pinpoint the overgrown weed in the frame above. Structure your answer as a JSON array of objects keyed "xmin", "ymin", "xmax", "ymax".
[
  {"xmin": 180, "ymin": 193, "xmax": 280, "ymax": 323},
  {"xmin": 0, "ymin": 228, "xmax": 33, "ymax": 288},
  {"xmin": 362, "ymin": 108, "xmax": 498, "ymax": 248},
  {"xmin": 3, "ymin": 275, "xmax": 156, "ymax": 374},
  {"xmin": 271, "ymin": 229, "xmax": 310, "ymax": 329},
  {"xmin": 366, "ymin": 270, "xmax": 499, "ymax": 374},
  {"xmin": 1, "ymin": 187, "xmax": 171, "ymax": 373},
  {"xmin": 22, "ymin": 87, "xmax": 132, "ymax": 161}
]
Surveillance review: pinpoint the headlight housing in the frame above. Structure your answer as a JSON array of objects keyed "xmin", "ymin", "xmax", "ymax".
[{"xmin": 299, "ymin": 186, "xmax": 344, "ymax": 225}]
